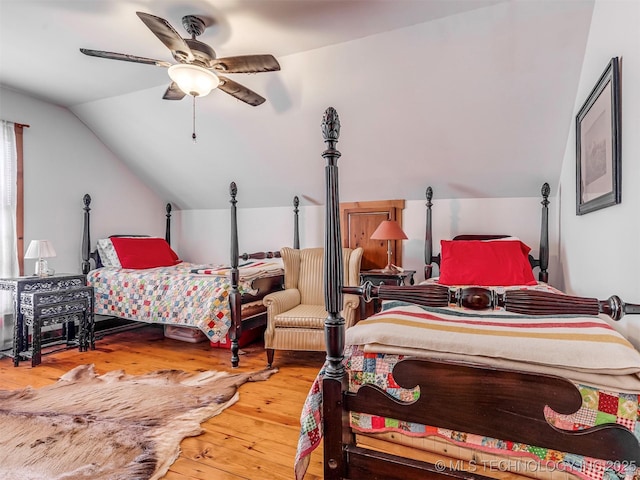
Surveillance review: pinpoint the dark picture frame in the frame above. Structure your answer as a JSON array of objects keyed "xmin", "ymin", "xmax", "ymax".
[{"xmin": 576, "ymin": 57, "xmax": 621, "ymax": 215}]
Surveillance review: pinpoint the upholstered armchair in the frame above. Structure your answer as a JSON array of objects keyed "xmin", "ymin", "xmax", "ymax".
[{"xmin": 262, "ymin": 246, "xmax": 363, "ymax": 367}]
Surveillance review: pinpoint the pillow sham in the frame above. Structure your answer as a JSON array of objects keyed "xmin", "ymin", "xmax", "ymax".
[
  {"xmin": 110, "ymin": 237, "xmax": 180, "ymax": 269},
  {"xmin": 96, "ymin": 238, "xmax": 122, "ymax": 268},
  {"xmin": 438, "ymin": 239, "xmax": 536, "ymax": 286}
]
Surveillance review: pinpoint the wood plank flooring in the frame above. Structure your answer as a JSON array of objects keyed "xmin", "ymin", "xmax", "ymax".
[{"xmin": 0, "ymin": 325, "xmax": 326, "ymax": 479}]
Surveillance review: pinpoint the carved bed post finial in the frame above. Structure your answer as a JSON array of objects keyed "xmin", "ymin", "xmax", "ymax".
[
  {"xmin": 539, "ymin": 183, "xmax": 550, "ymax": 283},
  {"xmin": 230, "ymin": 181, "xmax": 238, "ymax": 202},
  {"xmin": 321, "ymin": 107, "xmax": 340, "ymax": 153},
  {"xmin": 229, "ymin": 181, "xmax": 241, "ymax": 368},
  {"xmin": 293, "ymin": 196, "xmax": 300, "ymax": 249},
  {"xmin": 541, "ymin": 182, "xmax": 550, "ymax": 199},
  {"xmin": 82, "ymin": 194, "xmax": 92, "ymax": 275},
  {"xmin": 165, "ymin": 203, "xmax": 172, "ymax": 245},
  {"xmin": 425, "ymin": 187, "xmax": 434, "ymax": 280}
]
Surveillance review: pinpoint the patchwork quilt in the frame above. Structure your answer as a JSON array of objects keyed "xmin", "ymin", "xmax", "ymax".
[
  {"xmin": 88, "ymin": 261, "xmax": 283, "ymax": 342},
  {"xmin": 296, "ymin": 346, "xmax": 640, "ymax": 480}
]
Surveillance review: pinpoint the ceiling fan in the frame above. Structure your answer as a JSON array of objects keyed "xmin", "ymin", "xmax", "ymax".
[{"xmin": 80, "ymin": 11, "xmax": 280, "ymax": 106}]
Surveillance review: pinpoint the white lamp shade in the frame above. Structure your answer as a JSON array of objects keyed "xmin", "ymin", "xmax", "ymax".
[
  {"xmin": 168, "ymin": 64, "xmax": 220, "ymax": 97},
  {"xmin": 24, "ymin": 240, "xmax": 56, "ymax": 259}
]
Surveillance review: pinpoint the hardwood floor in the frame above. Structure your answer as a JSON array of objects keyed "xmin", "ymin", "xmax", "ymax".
[{"xmin": 0, "ymin": 325, "xmax": 327, "ymax": 479}]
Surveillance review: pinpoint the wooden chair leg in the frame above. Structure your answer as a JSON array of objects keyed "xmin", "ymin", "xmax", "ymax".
[{"xmin": 266, "ymin": 348, "xmax": 275, "ymax": 368}]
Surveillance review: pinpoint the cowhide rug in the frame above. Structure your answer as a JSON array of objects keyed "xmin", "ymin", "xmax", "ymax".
[{"xmin": 0, "ymin": 364, "xmax": 276, "ymax": 480}]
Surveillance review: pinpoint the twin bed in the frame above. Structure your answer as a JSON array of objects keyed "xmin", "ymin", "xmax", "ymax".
[
  {"xmin": 81, "ymin": 182, "xmax": 297, "ymax": 367},
  {"xmin": 296, "ymin": 107, "xmax": 640, "ymax": 480}
]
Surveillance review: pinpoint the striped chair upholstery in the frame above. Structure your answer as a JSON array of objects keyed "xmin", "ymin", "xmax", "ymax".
[{"xmin": 263, "ymin": 246, "xmax": 363, "ymax": 367}]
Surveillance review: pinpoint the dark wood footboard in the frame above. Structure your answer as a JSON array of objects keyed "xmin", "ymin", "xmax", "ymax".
[{"xmin": 341, "ymin": 358, "xmax": 640, "ymax": 480}]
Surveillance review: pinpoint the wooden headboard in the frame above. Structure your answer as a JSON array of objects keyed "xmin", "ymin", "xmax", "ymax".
[
  {"xmin": 423, "ymin": 183, "xmax": 550, "ymax": 282},
  {"xmin": 81, "ymin": 194, "xmax": 171, "ymax": 274}
]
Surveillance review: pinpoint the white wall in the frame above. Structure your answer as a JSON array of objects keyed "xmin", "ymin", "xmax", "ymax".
[
  {"xmin": 0, "ymin": 87, "xmax": 166, "ymax": 275},
  {"xmin": 557, "ymin": 0, "xmax": 640, "ymax": 345},
  {"xmin": 177, "ymin": 193, "xmax": 556, "ymax": 286},
  {"xmin": 175, "ymin": 204, "xmax": 324, "ymax": 265}
]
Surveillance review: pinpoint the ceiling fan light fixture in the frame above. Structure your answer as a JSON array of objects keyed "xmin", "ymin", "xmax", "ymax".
[{"xmin": 168, "ymin": 64, "xmax": 219, "ymax": 97}]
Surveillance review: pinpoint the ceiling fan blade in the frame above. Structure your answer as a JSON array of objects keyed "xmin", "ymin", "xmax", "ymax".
[
  {"xmin": 80, "ymin": 48, "xmax": 172, "ymax": 67},
  {"xmin": 136, "ymin": 11, "xmax": 194, "ymax": 63},
  {"xmin": 217, "ymin": 76, "xmax": 266, "ymax": 106},
  {"xmin": 163, "ymin": 82, "xmax": 187, "ymax": 100},
  {"xmin": 212, "ymin": 55, "xmax": 281, "ymax": 74}
]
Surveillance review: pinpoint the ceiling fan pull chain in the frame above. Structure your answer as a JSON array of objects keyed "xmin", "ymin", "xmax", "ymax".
[{"xmin": 192, "ymin": 96, "xmax": 197, "ymax": 143}]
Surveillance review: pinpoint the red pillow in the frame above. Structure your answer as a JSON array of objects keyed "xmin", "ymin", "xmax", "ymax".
[
  {"xmin": 438, "ymin": 240, "xmax": 536, "ymax": 286},
  {"xmin": 110, "ymin": 237, "xmax": 180, "ymax": 269}
]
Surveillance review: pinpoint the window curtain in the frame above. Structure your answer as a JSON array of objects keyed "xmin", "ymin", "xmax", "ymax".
[{"xmin": 0, "ymin": 120, "xmax": 19, "ymax": 320}]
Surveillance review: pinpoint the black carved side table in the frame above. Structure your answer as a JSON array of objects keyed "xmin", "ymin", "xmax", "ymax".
[
  {"xmin": 0, "ymin": 273, "xmax": 87, "ymax": 366},
  {"xmin": 358, "ymin": 269, "xmax": 416, "ymax": 319},
  {"xmin": 21, "ymin": 286, "xmax": 95, "ymax": 366}
]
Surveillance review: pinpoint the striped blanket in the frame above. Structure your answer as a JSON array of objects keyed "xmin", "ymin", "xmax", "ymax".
[
  {"xmin": 347, "ymin": 301, "xmax": 640, "ymax": 392},
  {"xmin": 190, "ymin": 260, "xmax": 284, "ymax": 281}
]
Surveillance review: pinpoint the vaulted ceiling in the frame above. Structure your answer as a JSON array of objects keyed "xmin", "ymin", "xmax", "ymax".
[{"xmin": 0, "ymin": 0, "xmax": 594, "ymax": 209}]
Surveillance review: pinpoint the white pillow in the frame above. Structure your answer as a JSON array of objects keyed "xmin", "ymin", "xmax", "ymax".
[
  {"xmin": 96, "ymin": 238, "xmax": 121, "ymax": 268},
  {"xmin": 483, "ymin": 236, "xmax": 522, "ymax": 242}
]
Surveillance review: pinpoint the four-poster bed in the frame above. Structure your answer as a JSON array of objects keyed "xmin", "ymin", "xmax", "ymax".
[
  {"xmin": 423, "ymin": 182, "xmax": 550, "ymax": 283},
  {"xmin": 81, "ymin": 183, "xmax": 299, "ymax": 367},
  {"xmin": 298, "ymin": 106, "xmax": 640, "ymax": 480}
]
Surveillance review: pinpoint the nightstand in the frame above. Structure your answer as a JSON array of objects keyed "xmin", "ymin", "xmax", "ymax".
[
  {"xmin": 21, "ymin": 286, "xmax": 95, "ymax": 366},
  {"xmin": 358, "ymin": 269, "xmax": 416, "ymax": 319},
  {"xmin": 0, "ymin": 273, "xmax": 87, "ymax": 366}
]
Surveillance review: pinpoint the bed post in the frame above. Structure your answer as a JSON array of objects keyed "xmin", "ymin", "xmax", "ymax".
[
  {"xmin": 229, "ymin": 182, "xmax": 242, "ymax": 368},
  {"xmin": 321, "ymin": 107, "xmax": 348, "ymax": 479},
  {"xmin": 424, "ymin": 187, "xmax": 434, "ymax": 279},
  {"xmin": 165, "ymin": 203, "xmax": 172, "ymax": 245},
  {"xmin": 82, "ymin": 194, "xmax": 92, "ymax": 275},
  {"xmin": 539, "ymin": 182, "xmax": 550, "ymax": 283},
  {"xmin": 293, "ymin": 196, "xmax": 300, "ymax": 249}
]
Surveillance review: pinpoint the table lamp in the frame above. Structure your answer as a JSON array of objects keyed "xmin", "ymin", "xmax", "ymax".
[
  {"xmin": 24, "ymin": 240, "xmax": 56, "ymax": 277},
  {"xmin": 370, "ymin": 220, "xmax": 407, "ymax": 273}
]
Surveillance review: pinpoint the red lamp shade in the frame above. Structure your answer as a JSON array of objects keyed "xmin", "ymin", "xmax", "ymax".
[
  {"xmin": 370, "ymin": 220, "xmax": 407, "ymax": 241},
  {"xmin": 370, "ymin": 220, "xmax": 407, "ymax": 272}
]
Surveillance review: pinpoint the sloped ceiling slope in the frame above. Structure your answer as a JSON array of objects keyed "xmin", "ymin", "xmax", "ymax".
[{"xmin": 0, "ymin": 1, "xmax": 594, "ymax": 209}]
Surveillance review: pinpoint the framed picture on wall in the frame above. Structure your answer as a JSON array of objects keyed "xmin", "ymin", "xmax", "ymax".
[{"xmin": 576, "ymin": 56, "xmax": 621, "ymax": 215}]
